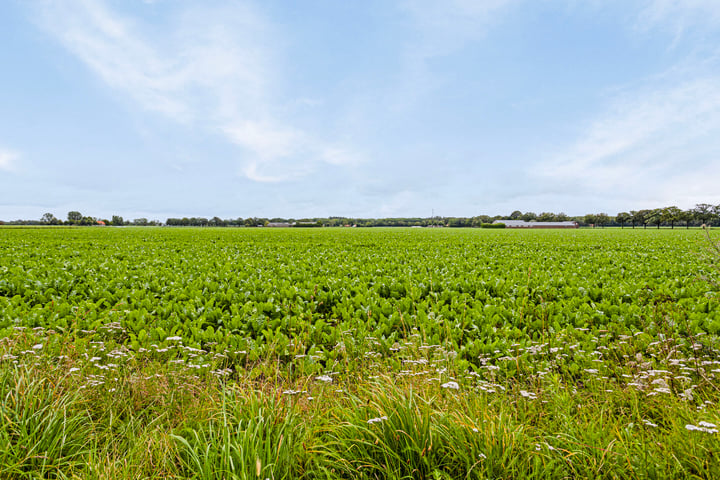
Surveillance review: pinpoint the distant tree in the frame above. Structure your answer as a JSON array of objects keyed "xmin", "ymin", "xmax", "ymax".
[
  {"xmin": 694, "ymin": 203, "xmax": 714, "ymax": 225},
  {"xmin": 41, "ymin": 213, "xmax": 58, "ymax": 225},
  {"xmin": 556, "ymin": 212, "xmax": 569, "ymax": 222},
  {"xmin": 595, "ymin": 213, "xmax": 610, "ymax": 228},
  {"xmin": 650, "ymin": 208, "xmax": 663, "ymax": 228},
  {"xmin": 662, "ymin": 206, "xmax": 682, "ymax": 229},
  {"xmin": 680, "ymin": 209, "xmax": 694, "ymax": 229},
  {"xmin": 133, "ymin": 218, "xmax": 149, "ymax": 226},
  {"xmin": 629, "ymin": 210, "xmax": 638, "ymax": 228},
  {"xmin": 111, "ymin": 215, "xmax": 124, "ymax": 226},
  {"xmin": 616, "ymin": 212, "xmax": 630, "ymax": 228},
  {"xmin": 520, "ymin": 212, "xmax": 537, "ymax": 222},
  {"xmin": 640, "ymin": 209, "xmax": 655, "ymax": 229},
  {"xmin": 471, "ymin": 215, "xmax": 493, "ymax": 227},
  {"xmin": 584, "ymin": 214, "xmax": 597, "ymax": 227},
  {"xmin": 448, "ymin": 217, "xmax": 470, "ymax": 227},
  {"xmin": 712, "ymin": 204, "xmax": 720, "ymax": 226},
  {"xmin": 537, "ymin": 212, "xmax": 555, "ymax": 222},
  {"xmin": 67, "ymin": 211, "xmax": 82, "ymax": 224},
  {"xmin": 510, "ymin": 210, "xmax": 522, "ymax": 220},
  {"xmin": 632, "ymin": 210, "xmax": 652, "ymax": 229}
]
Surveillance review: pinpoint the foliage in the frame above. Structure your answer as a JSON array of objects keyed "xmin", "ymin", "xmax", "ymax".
[{"xmin": 0, "ymin": 227, "xmax": 719, "ymax": 478}]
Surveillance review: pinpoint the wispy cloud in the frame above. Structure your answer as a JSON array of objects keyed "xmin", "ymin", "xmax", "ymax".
[
  {"xmin": 222, "ymin": 121, "xmax": 362, "ymax": 182},
  {"xmin": 34, "ymin": 0, "xmax": 360, "ymax": 182},
  {"xmin": 637, "ymin": 0, "xmax": 720, "ymax": 38},
  {"xmin": 402, "ymin": 0, "xmax": 517, "ymax": 57},
  {"xmin": 392, "ymin": 0, "xmax": 517, "ymax": 108},
  {"xmin": 0, "ymin": 149, "xmax": 19, "ymax": 172},
  {"xmin": 535, "ymin": 67, "xmax": 720, "ymax": 209}
]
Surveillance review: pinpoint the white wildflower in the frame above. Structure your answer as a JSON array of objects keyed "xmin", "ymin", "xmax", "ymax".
[
  {"xmin": 32, "ymin": 344, "xmax": 43, "ymax": 350},
  {"xmin": 441, "ymin": 381, "xmax": 460, "ymax": 390},
  {"xmin": 520, "ymin": 390, "xmax": 537, "ymax": 399},
  {"xmin": 165, "ymin": 336, "xmax": 183, "ymax": 342},
  {"xmin": 316, "ymin": 375, "xmax": 333, "ymax": 383},
  {"xmin": 367, "ymin": 416, "xmax": 387, "ymax": 424},
  {"xmin": 652, "ymin": 388, "xmax": 672, "ymax": 394},
  {"xmin": 282, "ymin": 389, "xmax": 305, "ymax": 395},
  {"xmin": 643, "ymin": 420, "xmax": 658, "ymax": 428},
  {"xmin": 680, "ymin": 389, "xmax": 694, "ymax": 401},
  {"xmin": 686, "ymin": 424, "xmax": 719, "ymax": 434}
]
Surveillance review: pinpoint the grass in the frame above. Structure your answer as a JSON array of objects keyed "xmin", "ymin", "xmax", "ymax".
[
  {"xmin": 1, "ymin": 341, "xmax": 718, "ymax": 479},
  {"xmin": 0, "ymin": 367, "xmax": 91, "ymax": 478}
]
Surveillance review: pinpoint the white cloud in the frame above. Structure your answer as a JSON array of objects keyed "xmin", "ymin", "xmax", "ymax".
[
  {"xmin": 402, "ymin": 0, "xmax": 517, "ymax": 58},
  {"xmin": 0, "ymin": 149, "xmax": 19, "ymax": 171},
  {"xmin": 535, "ymin": 70, "xmax": 720, "ymax": 209},
  {"xmin": 320, "ymin": 147, "xmax": 363, "ymax": 167},
  {"xmin": 637, "ymin": 0, "xmax": 720, "ymax": 36},
  {"xmin": 223, "ymin": 121, "xmax": 308, "ymax": 161},
  {"xmin": 34, "ymin": 0, "xmax": 360, "ymax": 182},
  {"xmin": 222, "ymin": 120, "xmax": 364, "ymax": 182},
  {"xmin": 39, "ymin": 0, "xmax": 196, "ymax": 121}
]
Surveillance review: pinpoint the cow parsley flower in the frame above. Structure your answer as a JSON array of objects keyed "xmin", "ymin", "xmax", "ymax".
[
  {"xmin": 520, "ymin": 390, "xmax": 537, "ymax": 399},
  {"xmin": 367, "ymin": 416, "xmax": 388, "ymax": 424},
  {"xmin": 686, "ymin": 423, "xmax": 718, "ymax": 434}
]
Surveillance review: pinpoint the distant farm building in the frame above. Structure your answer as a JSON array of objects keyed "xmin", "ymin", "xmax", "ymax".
[
  {"xmin": 267, "ymin": 222, "xmax": 294, "ymax": 228},
  {"xmin": 494, "ymin": 220, "xmax": 579, "ymax": 229}
]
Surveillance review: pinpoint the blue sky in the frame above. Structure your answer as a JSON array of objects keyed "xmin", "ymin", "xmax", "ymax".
[{"xmin": 2, "ymin": 0, "xmax": 720, "ymax": 221}]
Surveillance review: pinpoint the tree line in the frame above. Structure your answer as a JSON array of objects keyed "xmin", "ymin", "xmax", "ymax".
[{"xmin": 1, "ymin": 204, "xmax": 719, "ymax": 228}]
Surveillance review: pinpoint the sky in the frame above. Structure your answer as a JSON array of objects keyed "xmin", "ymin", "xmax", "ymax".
[{"xmin": 2, "ymin": 0, "xmax": 720, "ymax": 222}]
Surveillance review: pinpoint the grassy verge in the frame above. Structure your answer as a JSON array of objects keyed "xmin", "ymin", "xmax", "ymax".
[{"xmin": 1, "ymin": 329, "xmax": 719, "ymax": 479}]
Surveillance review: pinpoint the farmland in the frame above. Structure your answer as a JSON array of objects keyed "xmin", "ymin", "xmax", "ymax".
[{"xmin": 1, "ymin": 227, "xmax": 719, "ymax": 479}]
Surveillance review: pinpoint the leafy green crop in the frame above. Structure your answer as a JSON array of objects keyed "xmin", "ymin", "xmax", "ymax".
[{"xmin": 1, "ymin": 228, "xmax": 717, "ymax": 358}]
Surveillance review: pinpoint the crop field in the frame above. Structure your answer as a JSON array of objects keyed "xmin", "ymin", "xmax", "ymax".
[{"xmin": 1, "ymin": 227, "xmax": 719, "ymax": 479}]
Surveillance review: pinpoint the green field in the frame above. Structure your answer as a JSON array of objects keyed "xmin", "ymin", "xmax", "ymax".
[{"xmin": 1, "ymin": 227, "xmax": 719, "ymax": 479}]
